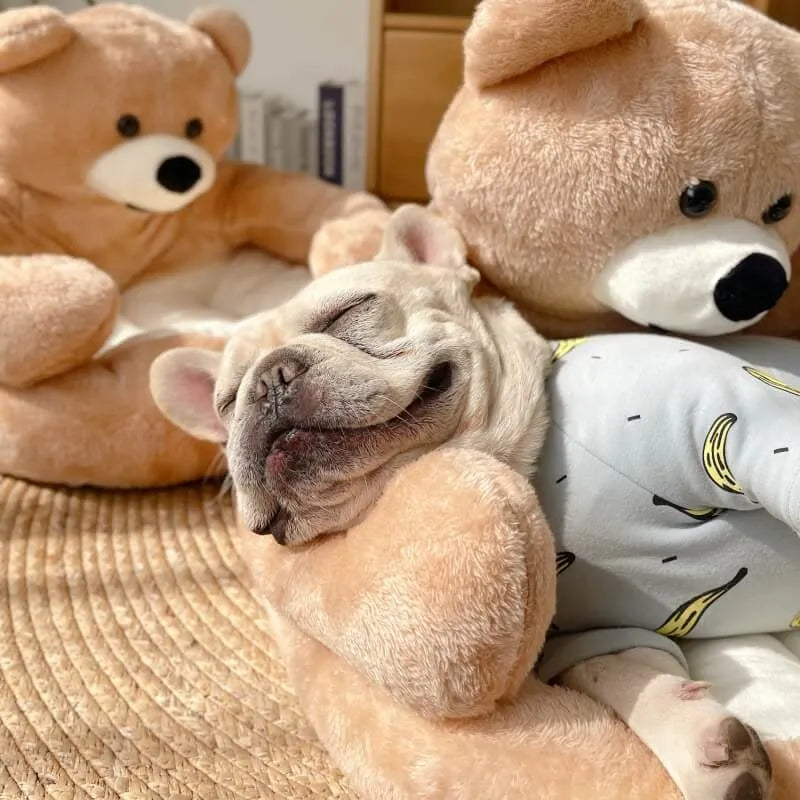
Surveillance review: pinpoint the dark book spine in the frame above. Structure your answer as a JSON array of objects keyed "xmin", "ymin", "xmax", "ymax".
[{"xmin": 318, "ymin": 83, "xmax": 344, "ymax": 185}]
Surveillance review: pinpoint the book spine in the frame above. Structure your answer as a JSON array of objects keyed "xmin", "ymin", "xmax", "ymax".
[
  {"xmin": 282, "ymin": 109, "xmax": 306, "ymax": 173},
  {"xmin": 301, "ymin": 117, "xmax": 318, "ymax": 176},
  {"xmin": 239, "ymin": 91, "xmax": 266, "ymax": 165},
  {"xmin": 342, "ymin": 81, "xmax": 367, "ymax": 190},
  {"xmin": 268, "ymin": 102, "xmax": 287, "ymax": 171},
  {"xmin": 318, "ymin": 83, "xmax": 344, "ymax": 185}
]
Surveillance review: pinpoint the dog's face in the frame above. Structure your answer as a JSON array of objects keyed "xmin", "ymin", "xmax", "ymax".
[{"xmin": 151, "ymin": 206, "xmax": 550, "ymax": 545}]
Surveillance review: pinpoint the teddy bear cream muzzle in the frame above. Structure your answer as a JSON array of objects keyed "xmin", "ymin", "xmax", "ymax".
[
  {"xmin": 86, "ymin": 133, "xmax": 216, "ymax": 213},
  {"xmin": 593, "ymin": 218, "xmax": 790, "ymax": 336}
]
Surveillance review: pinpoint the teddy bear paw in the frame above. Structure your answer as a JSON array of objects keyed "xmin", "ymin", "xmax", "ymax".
[
  {"xmin": 309, "ymin": 205, "xmax": 391, "ymax": 278},
  {"xmin": 0, "ymin": 254, "xmax": 119, "ymax": 387}
]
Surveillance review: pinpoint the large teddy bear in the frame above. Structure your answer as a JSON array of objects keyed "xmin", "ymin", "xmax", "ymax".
[
  {"xmin": 0, "ymin": 2, "xmax": 383, "ymax": 488},
  {"xmin": 224, "ymin": 0, "xmax": 800, "ymax": 798}
]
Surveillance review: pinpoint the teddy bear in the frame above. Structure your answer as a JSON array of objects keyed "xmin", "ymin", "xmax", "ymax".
[
  {"xmin": 235, "ymin": 0, "xmax": 800, "ymax": 797},
  {"xmin": 0, "ymin": 2, "xmax": 385, "ymax": 489}
]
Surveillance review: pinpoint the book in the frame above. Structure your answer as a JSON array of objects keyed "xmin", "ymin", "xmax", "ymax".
[
  {"xmin": 238, "ymin": 91, "xmax": 266, "ymax": 165},
  {"xmin": 342, "ymin": 80, "xmax": 367, "ymax": 190},
  {"xmin": 318, "ymin": 82, "xmax": 344, "ymax": 185},
  {"xmin": 282, "ymin": 107, "xmax": 308, "ymax": 173},
  {"xmin": 317, "ymin": 81, "xmax": 367, "ymax": 189},
  {"xmin": 266, "ymin": 98, "xmax": 289, "ymax": 170},
  {"xmin": 301, "ymin": 116, "xmax": 318, "ymax": 176}
]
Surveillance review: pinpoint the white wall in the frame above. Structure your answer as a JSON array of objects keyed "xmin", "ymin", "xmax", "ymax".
[{"xmin": 29, "ymin": 0, "xmax": 371, "ymax": 111}]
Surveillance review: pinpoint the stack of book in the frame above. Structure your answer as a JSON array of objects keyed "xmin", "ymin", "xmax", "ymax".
[{"xmin": 230, "ymin": 80, "xmax": 366, "ymax": 191}]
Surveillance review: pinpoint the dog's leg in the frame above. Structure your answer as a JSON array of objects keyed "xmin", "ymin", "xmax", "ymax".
[{"xmin": 559, "ymin": 647, "xmax": 771, "ymax": 800}]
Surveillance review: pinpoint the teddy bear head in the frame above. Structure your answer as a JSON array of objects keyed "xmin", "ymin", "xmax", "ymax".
[
  {"xmin": 0, "ymin": 3, "xmax": 250, "ymax": 214},
  {"xmin": 427, "ymin": 0, "xmax": 800, "ymax": 337}
]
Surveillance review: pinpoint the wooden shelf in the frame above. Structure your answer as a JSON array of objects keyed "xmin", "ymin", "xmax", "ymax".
[
  {"xmin": 387, "ymin": 0, "xmax": 476, "ymax": 16},
  {"xmin": 368, "ymin": 0, "xmax": 469, "ymax": 202},
  {"xmin": 384, "ymin": 13, "xmax": 470, "ymax": 32}
]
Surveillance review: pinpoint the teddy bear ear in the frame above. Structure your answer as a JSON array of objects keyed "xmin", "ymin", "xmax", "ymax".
[
  {"xmin": 0, "ymin": 6, "xmax": 74, "ymax": 75},
  {"xmin": 189, "ymin": 6, "xmax": 251, "ymax": 76},
  {"xmin": 464, "ymin": 0, "xmax": 646, "ymax": 89}
]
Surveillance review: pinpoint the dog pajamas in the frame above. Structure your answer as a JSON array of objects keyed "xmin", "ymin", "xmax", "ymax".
[{"xmin": 533, "ymin": 334, "xmax": 800, "ymax": 681}]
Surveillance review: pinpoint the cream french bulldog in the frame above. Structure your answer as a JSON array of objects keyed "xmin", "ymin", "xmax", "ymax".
[{"xmin": 151, "ymin": 206, "xmax": 785, "ymax": 800}]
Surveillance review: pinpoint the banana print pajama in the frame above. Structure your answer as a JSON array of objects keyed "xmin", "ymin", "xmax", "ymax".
[{"xmin": 533, "ymin": 334, "xmax": 800, "ymax": 682}]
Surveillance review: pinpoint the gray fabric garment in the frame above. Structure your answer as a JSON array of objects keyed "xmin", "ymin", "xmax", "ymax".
[{"xmin": 534, "ymin": 334, "xmax": 800, "ymax": 682}]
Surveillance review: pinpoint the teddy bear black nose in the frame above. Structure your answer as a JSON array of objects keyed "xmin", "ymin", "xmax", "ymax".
[
  {"xmin": 713, "ymin": 253, "xmax": 788, "ymax": 322},
  {"xmin": 156, "ymin": 156, "xmax": 202, "ymax": 193}
]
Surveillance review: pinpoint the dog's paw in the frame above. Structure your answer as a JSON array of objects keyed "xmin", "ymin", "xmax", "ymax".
[
  {"xmin": 699, "ymin": 718, "xmax": 771, "ymax": 800},
  {"xmin": 633, "ymin": 677, "xmax": 772, "ymax": 800}
]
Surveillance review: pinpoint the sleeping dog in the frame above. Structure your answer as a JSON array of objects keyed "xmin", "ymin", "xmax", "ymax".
[{"xmin": 151, "ymin": 206, "xmax": 793, "ymax": 800}]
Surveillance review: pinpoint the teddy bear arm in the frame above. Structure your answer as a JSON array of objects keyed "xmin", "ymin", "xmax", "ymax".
[
  {"xmin": 0, "ymin": 253, "xmax": 119, "ymax": 387},
  {"xmin": 247, "ymin": 447, "xmax": 556, "ymax": 720},
  {"xmin": 212, "ymin": 161, "xmax": 388, "ymax": 267}
]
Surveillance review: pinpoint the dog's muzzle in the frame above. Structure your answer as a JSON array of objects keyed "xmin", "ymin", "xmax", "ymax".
[{"xmin": 593, "ymin": 219, "xmax": 791, "ymax": 336}]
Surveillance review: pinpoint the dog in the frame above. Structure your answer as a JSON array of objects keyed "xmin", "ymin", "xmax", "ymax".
[{"xmin": 150, "ymin": 206, "xmax": 781, "ymax": 800}]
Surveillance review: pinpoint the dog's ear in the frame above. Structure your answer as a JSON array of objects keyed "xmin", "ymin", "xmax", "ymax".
[
  {"xmin": 150, "ymin": 347, "xmax": 227, "ymax": 443},
  {"xmin": 0, "ymin": 6, "xmax": 75, "ymax": 74},
  {"xmin": 189, "ymin": 6, "xmax": 251, "ymax": 75},
  {"xmin": 464, "ymin": 0, "xmax": 645, "ymax": 89},
  {"xmin": 378, "ymin": 204, "xmax": 478, "ymax": 279}
]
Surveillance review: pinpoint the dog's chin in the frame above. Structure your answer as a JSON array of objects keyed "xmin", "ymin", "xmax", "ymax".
[{"xmin": 247, "ymin": 469, "xmax": 391, "ymax": 547}]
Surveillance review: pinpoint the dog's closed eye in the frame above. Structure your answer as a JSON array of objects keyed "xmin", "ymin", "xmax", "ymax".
[{"xmin": 315, "ymin": 293, "xmax": 379, "ymax": 336}]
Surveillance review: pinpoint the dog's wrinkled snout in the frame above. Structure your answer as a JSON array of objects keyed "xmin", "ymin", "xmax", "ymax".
[
  {"xmin": 249, "ymin": 350, "xmax": 310, "ymax": 411},
  {"xmin": 713, "ymin": 253, "xmax": 788, "ymax": 322}
]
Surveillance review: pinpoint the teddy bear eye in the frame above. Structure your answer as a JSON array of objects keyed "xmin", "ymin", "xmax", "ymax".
[
  {"xmin": 679, "ymin": 180, "xmax": 718, "ymax": 219},
  {"xmin": 185, "ymin": 118, "xmax": 204, "ymax": 139},
  {"xmin": 762, "ymin": 194, "xmax": 793, "ymax": 225},
  {"xmin": 116, "ymin": 114, "xmax": 141, "ymax": 138}
]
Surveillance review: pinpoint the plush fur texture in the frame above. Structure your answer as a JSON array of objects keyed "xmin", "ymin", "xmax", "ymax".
[{"xmin": 0, "ymin": 3, "xmax": 384, "ymax": 487}]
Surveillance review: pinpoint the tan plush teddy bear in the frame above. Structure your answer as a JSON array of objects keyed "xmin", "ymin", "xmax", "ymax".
[{"xmin": 0, "ymin": 2, "xmax": 384, "ymax": 488}]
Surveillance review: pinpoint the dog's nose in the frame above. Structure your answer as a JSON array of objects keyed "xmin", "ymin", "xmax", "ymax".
[
  {"xmin": 157, "ymin": 155, "xmax": 202, "ymax": 193},
  {"xmin": 253, "ymin": 354, "xmax": 308, "ymax": 404},
  {"xmin": 713, "ymin": 253, "xmax": 788, "ymax": 322}
]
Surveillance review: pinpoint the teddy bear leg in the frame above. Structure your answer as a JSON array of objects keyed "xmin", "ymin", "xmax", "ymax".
[
  {"xmin": 266, "ymin": 608, "xmax": 681, "ymax": 800},
  {"xmin": 0, "ymin": 254, "xmax": 119, "ymax": 387},
  {"xmin": 560, "ymin": 647, "xmax": 771, "ymax": 800},
  {"xmin": 0, "ymin": 332, "xmax": 225, "ymax": 487}
]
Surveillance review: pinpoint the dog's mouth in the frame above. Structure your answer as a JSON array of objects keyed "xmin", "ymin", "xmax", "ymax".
[
  {"xmin": 250, "ymin": 361, "xmax": 456, "ymax": 542},
  {"xmin": 266, "ymin": 361, "xmax": 454, "ymax": 458}
]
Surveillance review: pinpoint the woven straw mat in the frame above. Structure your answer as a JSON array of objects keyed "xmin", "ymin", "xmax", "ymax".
[{"xmin": 0, "ymin": 477, "xmax": 356, "ymax": 800}]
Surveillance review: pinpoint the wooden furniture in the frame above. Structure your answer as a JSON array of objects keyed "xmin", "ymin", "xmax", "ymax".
[
  {"xmin": 367, "ymin": 0, "xmax": 800, "ymax": 204},
  {"xmin": 367, "ymin": 0, "xmax": 474, "ymax": 202}
]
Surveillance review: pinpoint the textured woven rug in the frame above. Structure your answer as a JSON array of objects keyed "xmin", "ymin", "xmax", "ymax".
[{"xmin": 0, "ymin": 477, "xmax": 355, "ymax": 799}]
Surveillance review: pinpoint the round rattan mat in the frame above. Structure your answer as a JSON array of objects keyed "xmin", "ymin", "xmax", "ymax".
[{"xmin": 0, "ymin": 477, "xmax": 355, "ymax": 799}]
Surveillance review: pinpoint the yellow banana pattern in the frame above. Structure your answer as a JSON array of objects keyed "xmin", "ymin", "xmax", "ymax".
[
  {"xmin": 656, "ymin": 568, "xmax": 748, "ymax": 638},
  {"xmin": 743, "ymin": 366, "xmax": 800, "ymax": 397},
  {"xmin": 791, "ymin": 613, "xmax": 800, "ymax": 630},
  {"xmin": 702, "ymin": 413, "xmax": 744, "ymax": 495},
  {"xmin": 652, "ymin": 495, "xmax": 725, "ymax": 522},
  {"xmin": 551, "ymin": 338, "xmax": 587, "ymax": 363},
  {"xmin": 556, "ymin": 551, "xmax": 576, "ymax": 575}
]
